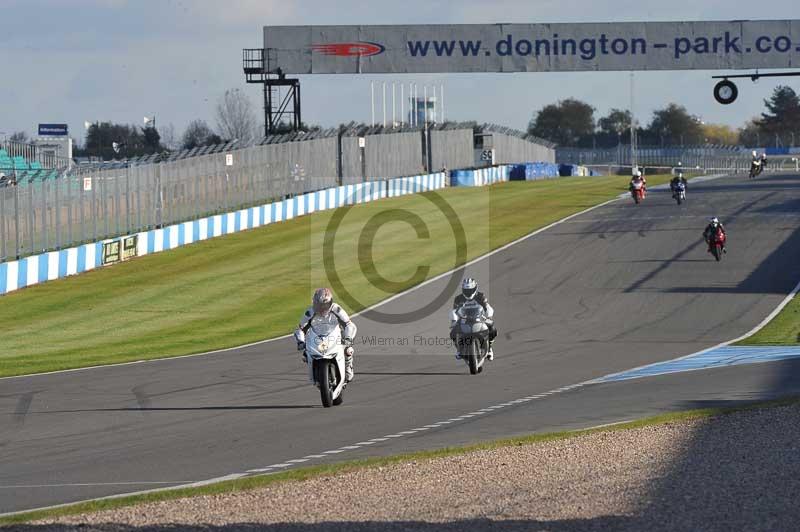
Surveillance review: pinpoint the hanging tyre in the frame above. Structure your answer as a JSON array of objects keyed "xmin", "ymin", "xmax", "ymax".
[{"xmin": 713, "ymin": 79, "xmax": 738, "ymax": 105}]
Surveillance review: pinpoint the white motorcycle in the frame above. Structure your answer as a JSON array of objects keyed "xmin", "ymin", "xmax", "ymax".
[
  {"xmin": 451, "ymin": 300, "xmax": 492, "ymax": 375},
  {"xmin": 304, "ymin": 314, "xmax": 347, "ymax": 407}
]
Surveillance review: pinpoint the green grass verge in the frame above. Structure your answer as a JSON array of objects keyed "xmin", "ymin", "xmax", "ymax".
[
  {"xmin": 736, "ymin": 293, "xmax": 800, "ymax": 346},
  {"xmin": 2, "ymin": 394, "xmax": 796, "ymax": 526},
  {"xmin": 0, "ymin": 173, "xmax": 678, "ymax": 378}
]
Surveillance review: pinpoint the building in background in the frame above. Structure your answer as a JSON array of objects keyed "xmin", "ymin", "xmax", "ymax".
[
  {"xmin": 410, "ymin": 97, "xmax": 437, "ymax": 126},
  {"xmin": 33, "ymin": 123, "xmax": 72, "ymax": 165}
]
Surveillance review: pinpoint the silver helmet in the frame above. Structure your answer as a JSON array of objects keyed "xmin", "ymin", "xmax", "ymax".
[{"xmin": 312, "ymin": 287, "xmax": 333, "ymax": 317}]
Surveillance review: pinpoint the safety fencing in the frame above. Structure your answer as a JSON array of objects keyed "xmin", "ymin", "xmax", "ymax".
[
  {"xmin": 0, "ymin": 172, "xmax": 449, "ymax": 296},
  {"xmin": 1, "ymin": 125, "xmax": 555, "ymax": 263}
]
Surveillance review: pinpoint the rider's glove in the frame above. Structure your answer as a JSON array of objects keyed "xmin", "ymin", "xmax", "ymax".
[
  {"xmin": 297, "ymin": 341, "xmax": 305, "ymax": 352},
  {"xmin": 343, "ymin": 337, "xmax": 353, "ymax": 347}
]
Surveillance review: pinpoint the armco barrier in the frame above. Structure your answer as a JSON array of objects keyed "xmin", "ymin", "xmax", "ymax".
[{"xmin": 0, "ymin": 173, "xmax": 446, "ymax": 296}]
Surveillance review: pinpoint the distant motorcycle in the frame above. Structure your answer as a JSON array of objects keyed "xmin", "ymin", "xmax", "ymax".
[
  {"xmin": 304, "ymin": 314, "xmax": 347, "ymax": 407},
  {"xmin": 673, "ymin": 181, "xmax": 686, "ymax": 205},
  {"xmin": 631, "ymin": 181, "xmax": 645, "ymax": 204},
  {"xmin": 708, "ymin": 227, "xmax": 727, "ymax": 262},
  {"xmin": 452, "ymin": 300, "xmax": 492, "ymax": 375},
  {"xmin": 749, "ymin": 160, "xmax": 761, "ymax": 179}
]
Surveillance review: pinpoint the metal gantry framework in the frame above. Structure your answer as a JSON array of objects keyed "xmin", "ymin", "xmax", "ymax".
[{"xmin": 243, "ymin": 48, "xmax": 302, "ymax": 136}]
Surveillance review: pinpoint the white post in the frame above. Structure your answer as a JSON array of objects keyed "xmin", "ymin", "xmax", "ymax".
[
  {"xmin": 411, "ymin": 83, "xmax": 415, "ymax": 127},
  {"xmin": 432, "ymin": 85, "xmax": 437, "ymax": 125},
  {"xmin": 424, "ymin": 85, "xmax": 428, "ymax": 129},
  {"xmin": 401, "ymin": 83, "xmax": 405, "ymax": 126},
  {"xmin": 382, "ymin": 82, "xmax": 386, "ymax": 128},
  {"xmin": 410, "ymin": 83, "xmax": 414, "ymax": 127},
  {"xmin": 392, "ymin": 82, "xmax": 396, "ymax": 128},
  {"xmin": 441, "ymin": 83, "xmax": 445, "ymax": 123},
  {"xmin": 370, "ymin": 81, "xmax": 375, "ymax": 127}
]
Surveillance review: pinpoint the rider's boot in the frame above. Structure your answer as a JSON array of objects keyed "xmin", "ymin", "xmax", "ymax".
[
  {"xmin": 487, "ymin": 342, "xmax": 494, "ymax": 361},
  {"xmin": 454, "ymin": 349, "xmax": 462, "ymax": 360},
  {"xmin": 344, "ymin": 347, "xmax": 354, "ymax": 383}
]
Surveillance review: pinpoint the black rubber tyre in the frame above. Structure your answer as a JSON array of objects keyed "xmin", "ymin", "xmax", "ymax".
[
  {"xmin": 316, "ymin": 359, "xmax": 336, "ymax": 408},
  {"xmin": 468, "ymin": 341, "xmax": 480, "ymax": 375},
  {"xmin": 712, "ymin": 245, "xmax": 722, "ymax": 262},
  {"xmin": 714, "ymin": 79, "xmax": 738, "ymax": 105}
]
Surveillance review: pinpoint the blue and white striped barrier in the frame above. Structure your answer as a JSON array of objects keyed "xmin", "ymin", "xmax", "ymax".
[
  {"xmin": 450, "ymin": 165, "xmax": 510, "ymax": 187},
  {"xmin": 0, "ymin": 173, "xmax": 447, "ymax": 296}
]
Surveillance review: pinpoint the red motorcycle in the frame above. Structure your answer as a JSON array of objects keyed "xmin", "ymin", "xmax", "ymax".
[
  {"xmin": 708, "ymin": 227, "xmax": 727, "ymax": 261},
  {"xmin": 631, "ymin": 181, "xmax": 645, "ymax": 204}
]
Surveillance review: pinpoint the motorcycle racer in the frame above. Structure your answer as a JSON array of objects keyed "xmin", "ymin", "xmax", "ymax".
[
  {"xmin": 703, "ymin": 217, "xmax": 727, "ymax": 254},
  {"xmin": 630, "ymin": 170, "xmax": 646, "ymax": 200},
  {"xmin": 669, "ymin": 172, "xmax": 688, "ymax": 198},
  {"xmin": 449, "ymin": 278, "xmax": 497, "ymax": 361},
  {"xmin": 294, "ymin": 288, "xmax": 357, "ymax": 382}
]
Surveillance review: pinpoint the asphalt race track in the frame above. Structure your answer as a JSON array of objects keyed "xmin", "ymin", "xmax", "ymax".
[{"xmin": 2, "ymin": 172, "xmax": 800, "ymax": 515}]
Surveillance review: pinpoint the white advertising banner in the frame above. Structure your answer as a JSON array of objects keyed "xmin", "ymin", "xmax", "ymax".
[{"xmin": 263, "ymin": 20, "xmax": 800, "ymax": 74}]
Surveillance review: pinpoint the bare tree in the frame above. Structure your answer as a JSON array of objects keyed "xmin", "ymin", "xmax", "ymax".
[
  {"xmin": 215, "ymin": 88, "xmax": 258, "ymax": 145},
  {"xmin": 9, "ymin": 131, "xmax": 28, "ymax": 143},
  {"xmin": 160, "ymin": 123, "xmax": 178, "ymax": 151}
]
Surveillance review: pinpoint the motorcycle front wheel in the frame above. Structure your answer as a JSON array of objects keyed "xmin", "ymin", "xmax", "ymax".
[
  {"xmin": 315, "ymin": 359, "xmax": 338, "ymax": 408},
  {"xmin": 712, "ymin": 245, "xmax": 722, "ymax": 262},
  {"xmin": 468, "ymin": 340, "xmax": 480, "ymax": 375}
]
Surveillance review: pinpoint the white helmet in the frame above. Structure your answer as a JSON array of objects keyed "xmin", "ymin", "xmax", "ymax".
[
  {"xmin": 752, "ymin": 150, "xmax": 758, "ymax": 157},
  {"xmin": 461, "ymin": 277, "xmax": 478, "ymax": 300},
  {"xmin": 710, "ymin": 217, "xmax": 719, "ymax": 226}
]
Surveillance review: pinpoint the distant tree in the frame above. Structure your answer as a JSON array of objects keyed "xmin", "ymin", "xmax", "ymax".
[
  {"xmin": 9, "ymin": 131, "xmax": 28, "ymax": 143},
  {"xmin": 528, "ymin": 98, "xmax": 595, "ymax": 146},
  {"xmin": 142, "ymin": 126, "xmax": 163, "ymax": 154},
  {"xmin": 738, "ymin": 118, "xmax": 763, "ymax": 147},
  {"xmin": 646, "ymin": 103, "xmax": 703, "ymax": 145},
  {"xmin": 268, "ymin": 121, "xmax": 321, "ymax": 135},
  {"xmin": 215, "ymin": 89, "xmax": 258, "ymax": 145},
  {"xmin": 701, "ymin": 123, "xmax": 738, "ymax": 145},
  {"xmin": 80, "ymin": 122, "xmax": 164, "ymax": 159},
  {"xmin": 181, "ymin": 120, "xmax": 222, "ymax": 150},
  {"xmin": 757, "ymin": 85, "xmax": 800, "ymax": 146},
  {"xmin": 160, "ymin": 123, "xmax": 178, "ymax": 151},
  {"xmin": 596, "ymin": 109, "xmax": 632, "ymax": 146}
]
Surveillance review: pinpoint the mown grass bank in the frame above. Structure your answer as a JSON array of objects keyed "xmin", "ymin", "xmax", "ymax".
[{"xmin": 0, "ymin": 174, "xmax": 676, "ymax": 377}]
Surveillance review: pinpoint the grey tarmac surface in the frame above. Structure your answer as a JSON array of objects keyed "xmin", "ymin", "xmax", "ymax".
[{"xmin": 1, "ymin": 172, "xmax": 799, "ymax": 515}]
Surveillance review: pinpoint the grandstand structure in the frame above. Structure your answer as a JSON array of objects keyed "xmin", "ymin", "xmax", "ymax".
[{"xmin": 0, "ymin": 140, "xmax": 65, "ymax": 187}]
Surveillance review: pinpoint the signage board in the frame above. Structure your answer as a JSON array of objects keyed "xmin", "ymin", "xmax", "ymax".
[
  {"xmin": 264, "ymin": 20, "xmax": 800, "ymax": 74},
  {"xmin": 102, "ymin": 240, "xmax": 121, "ymax": 266},
  {"xmin": 38, "ymin": 123, "xmax": 69, "ymax": 136}
]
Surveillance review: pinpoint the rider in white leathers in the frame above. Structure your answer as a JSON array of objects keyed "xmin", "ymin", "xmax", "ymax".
[{"xmin": 294, "ymin": 288, "xmax": 357, "ymax": 382}]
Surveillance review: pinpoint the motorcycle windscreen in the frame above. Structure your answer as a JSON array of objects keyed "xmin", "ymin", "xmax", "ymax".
[{"xmin": 311, "ymin": 314, "xmax": 338, "ymax": 336}]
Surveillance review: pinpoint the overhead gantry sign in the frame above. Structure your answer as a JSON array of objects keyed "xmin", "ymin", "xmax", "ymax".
[{"xmin": 246, "ymin": 20, "xmax": 800, "ymax": 131}]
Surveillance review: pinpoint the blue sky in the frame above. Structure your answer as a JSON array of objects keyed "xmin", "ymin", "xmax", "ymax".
[{"xmin": 0, "ymin": 0, "xmax": 797, "ymax": 144}]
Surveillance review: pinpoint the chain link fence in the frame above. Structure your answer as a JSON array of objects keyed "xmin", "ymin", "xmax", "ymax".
[{"xmin": 0, "ymin": 125, "xmax": 555, "ymax": 263}]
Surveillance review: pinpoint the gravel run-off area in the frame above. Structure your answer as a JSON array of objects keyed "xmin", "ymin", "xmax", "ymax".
[{"xmin": 9, "ymin": 402, "xmax": 800, "ymax": 532}]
